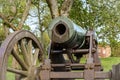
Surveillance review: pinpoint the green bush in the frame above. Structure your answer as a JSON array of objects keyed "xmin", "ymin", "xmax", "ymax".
[{"xmin": 0, "ymin": 27, "xmax": 6, "ymax": 45}]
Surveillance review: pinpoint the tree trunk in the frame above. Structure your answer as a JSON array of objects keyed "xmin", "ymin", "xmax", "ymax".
[
  {"xmin": 60, "ymin": 0, "xmax": 73, "ymax": 17},
  {"xmin": 46, "ymin": 0, "xmax": 59, "ymax": 19},
  {"xmin": 18, "ymin": 0, "xmax": 32, "ymax": 30}
]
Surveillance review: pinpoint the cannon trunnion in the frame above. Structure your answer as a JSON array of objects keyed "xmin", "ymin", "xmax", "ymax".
[{"xmin": 0, "ymin": 17, "xmax": 120, "ymax": 80}]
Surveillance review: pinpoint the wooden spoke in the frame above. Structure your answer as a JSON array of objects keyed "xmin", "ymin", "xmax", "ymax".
[
  {"xmin": 33, "ymin": 49, "xmax": 39, "ymax": 65},
  {"xmin": 12, "ymin": 48, "xmax": 28, "ymax": 70},
  {"xmin": 12, "ymin": 44, "xmax": 20, "ymax": 69},
  {"xmin": 7, "ymin": 67, "xmax": 28, "ymax": 77},
  {"xmin": 27, "ymin": 40, "xmax": 33, "ymax": 65},
  {"xmin": 20, "ymin": 39, "xmax": 30, "ymax": 66},
  {"xmin": 0, "ymin": 30, "xmax": 43, "ymax": 80}
]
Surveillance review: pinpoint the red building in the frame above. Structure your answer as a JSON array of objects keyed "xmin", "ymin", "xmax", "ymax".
[{"xmin": 98, "ymin": 45, "xmax": 111, "ymax": 58}]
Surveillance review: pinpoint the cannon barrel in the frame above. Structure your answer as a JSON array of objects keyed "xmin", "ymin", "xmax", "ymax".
[{"xmin": 48, "ymin": 16, "xmax": 87, "ymax": 49}]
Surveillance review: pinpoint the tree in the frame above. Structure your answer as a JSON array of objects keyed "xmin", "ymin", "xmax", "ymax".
[
  {"xmin": 46, "ymin": 0, "xmax": 73, "ymax": 18},
  {"xmin": 0, "ymin": 27, "xmax": 5, "ymax": 45},
  {"xmin": 1, "ymin": 0, "xmax": 120, "ymax": 57},
  {"xmin": 24, "ymin": 0, "xmax": 51, "ymax": 53},
  {"xmin": 45, "ymin": 0, "xmax": 120, "ymax": 56},
  {"xmin": 0, "ymin": 0, "xmax": 32, "ymax": 32},
  {"xmin": 69, "ymin": 0, "xmax": 120, "ymax": 56}
]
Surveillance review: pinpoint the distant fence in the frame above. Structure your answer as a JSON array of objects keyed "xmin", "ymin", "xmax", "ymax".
[{"xmin": 98, "ymin": 45, "xmax": 111, "ymax": 58}]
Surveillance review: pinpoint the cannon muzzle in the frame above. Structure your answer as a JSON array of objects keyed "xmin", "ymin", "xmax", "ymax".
[{"xmin": 48, "ymin": 16, "xmax": 86, "ymax": 48}]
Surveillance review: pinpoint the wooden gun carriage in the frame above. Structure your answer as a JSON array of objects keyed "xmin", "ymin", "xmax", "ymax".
[{"xmin": 0, "ymin": 16, "xmax": 120, "ymax": 80}]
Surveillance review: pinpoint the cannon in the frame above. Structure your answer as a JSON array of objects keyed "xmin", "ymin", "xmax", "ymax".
[
  {"xmin": 48, "ymin": 16, "xmax": 87, "ymax": 49},
  {"xmin": 0, "ymin": 16, "xmax": 120, "ymax": 80},
  {"xmin": 48, "ymin": 16, "xmax": 99, "ymax": 65}
]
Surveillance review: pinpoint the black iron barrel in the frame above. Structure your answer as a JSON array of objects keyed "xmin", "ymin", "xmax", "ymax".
[{"xmin": 48, "ymin": 16, "xmax": 87, "ymax": 48}]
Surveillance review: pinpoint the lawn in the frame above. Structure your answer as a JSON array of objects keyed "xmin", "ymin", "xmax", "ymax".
[
  {"xmin": 7, "ymin": 57, "xmax": 120, "ymax": 80},
  {"xmin": 101, "ymin": 57, "xmax": 120, "ymax": 71}
]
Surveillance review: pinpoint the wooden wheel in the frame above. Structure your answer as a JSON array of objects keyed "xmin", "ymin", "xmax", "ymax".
[{"xmin": 0, "ymin": 30, "xmax": 43, "ymax": 80}]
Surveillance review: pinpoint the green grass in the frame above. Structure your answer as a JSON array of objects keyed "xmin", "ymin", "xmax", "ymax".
[
  {"xmin": 101, "ymin": 57, "xmax": 120, "ymax": 71},
  {"xmin": 6, "ymin": 57, "xmax": 120, "ymax": 80},
  {"xmin": 7, "ymin": 72, "xmax": 15, "ymax": 80},
  {"xmin": 76, "ymin": 57, "xmax": 120, "ymax": 80}
]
